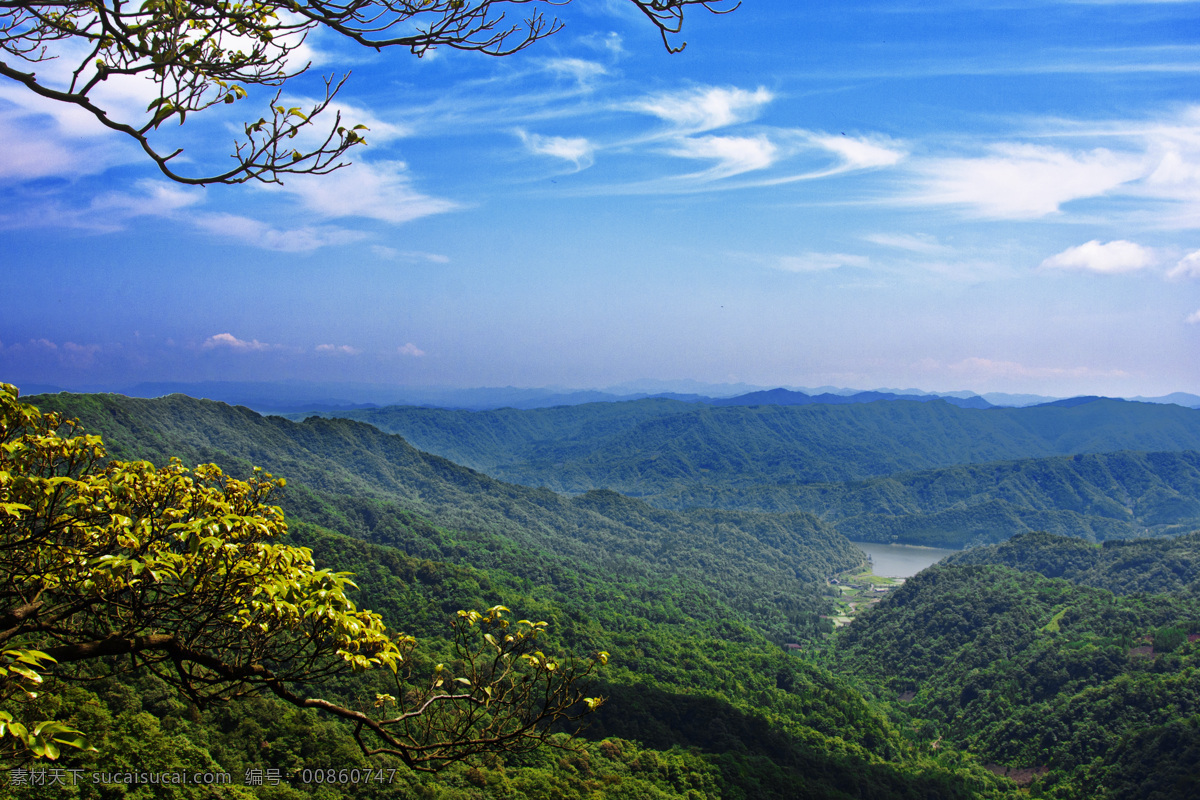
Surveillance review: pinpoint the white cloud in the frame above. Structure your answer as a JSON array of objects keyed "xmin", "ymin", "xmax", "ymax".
[
  {"xmin": 810, "ymin": 134, "xmax": 905, "ymax": 170},
  {"xmin": 1040, "ymin": 240, "xmax": 1158, "ymax": 273},
  {"xmin": 315, "ymin": 344, "xmax": 362, "ymax": 355},
  {"xmin": 917, "ymin": 144, "xmax": 1145, "ymax": 218},
  {"xmin": 0, "ymin": 112, "xmax": 100, "ymax": 180},
  {"xmin": 0, "ymin": 107, "xmax": 136, "ymax": 180},
  {"xmin": 398, "ymin": 343, "xmax": 426, "ymax": 357},
  {"xmin": 543, "ymin": 58, "xmax": 608, "ymax": 84},
  {"xmin": 865, "ymin": 233, "xmax": 951, "ymax": 254},
  {"xmin": 277, "ymin": 160, "xmax": 460, "ymax": 224},
  {"xmin": 0, "ymin": 179, "xmax": 364, "ymax": 252},
  {"xmin": 576, "ymin": 31, "xmax": 624, "ymax": 58},
  {"xmin": 191, "ymin": 212, "xmax": 365, "ymax": 252},
  {"xmin": 630, "ymin": 86, "xmax": 773, "ymax": 132},
  {"xmin": 772, "ymin": 252, "xmax": 871, "ymax": 272},
  {"xmin": 714, "ymin": 131, "xmax": 906, "ymax": 189},
  {"xmin": 202, "ymin": 333, "xmax": 276, "ymax": 352},
  {"xmin": 667, "ymin": 135, "xmax": 778, "ymax": 179},
  {"xmin": 1188, "ymin": 310, "xmax": 1200, "ymax": 324},
  {"xmin": 518, "ymin": 131, "xmax": 595, "ymax": 170},
  {"xmin": 93, "ymin": 180, "xmax": 202, "ymax": 217},
  {"xmin": 0, "ymin": 179, "xmax": 203, "ymax": 232},
  {"xmin": 1168, "ymin": 249, "xmax": 1200, "ymax": 279}
]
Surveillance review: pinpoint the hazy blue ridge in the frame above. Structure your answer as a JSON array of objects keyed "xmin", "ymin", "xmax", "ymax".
[
  {"xmin": 707, "ymin": 387, "xmax": 994, "ymax": 409},
  {"xmin": 292, "ymin": 398, "xmax": 1200, "ymax": 497}
]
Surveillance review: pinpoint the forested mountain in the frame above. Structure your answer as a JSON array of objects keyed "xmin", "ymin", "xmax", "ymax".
[
  {"xmin": 658, "ymin": 451, "xmax": 1200, "ymax": 547},
  {"xmin": 295, "ymin": 398, "xmax": 1200, "ymax": 497},
  {"xmin": 708, "ymin": 387, "xmax": 993, "ymax": 409},
  {"xmin": 11, "ymin": 389, "xmax": 1022, "ymax": 798},
  {"xmin": 834, "ymin": 564, "xmax": 1200, "ymax": 799},
  {"xmin": 289, "ymin": 399, "xmax": 1200, "ymax": 547},
  {"xmin": 944, "ymin": 531, "xmax": 1200, "ymax": 596}
]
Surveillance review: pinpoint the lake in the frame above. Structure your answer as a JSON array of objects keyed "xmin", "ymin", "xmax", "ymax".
[{"xmin": 851, "ymin": 541, "xmax": 961, "ymax": 578}]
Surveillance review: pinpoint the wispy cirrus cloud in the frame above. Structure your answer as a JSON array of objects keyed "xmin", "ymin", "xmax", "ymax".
[
  {"xmin": 765, "ymin": 252, "xmax": 871, "ymax": 273},
  {"xmin": 517, "ymin": 130, "xmax": 595, "ymax": 170},
  {"xmin": 190, "ymin": 212, "xmax": 366, "ymax": 252},
  {"xmin": 629, "ymin": 86, "xmax": 773, "ymax": 132},
  {"xmin": 543, "ymin": 57, "xmax": 608, "ymax": 85},
  {"xmin": 865, "ymin": 233, "xmax": 952, "ymax": 255},
  {"xmin": 809, "ymin": 134, "xmax": 906, "ymax": 171},
  {"xmin": 1040, "ymin": 240, "xmax": 1159, "ymax": 273},
  {"xmin": 575, "ymin": 31, "xmax": 624, "ymax": 58},
  {"xmin": 666, "ymin": 135, "xmax": 778, "ymax": 180},
  {"xmin": 0, "ymin": 179, "xmax": 202, "ymax": 232},
  {"xmin": 0, "ymin": 177, "xmax": 388, "ymax": 253},
  {"xmin": 370, "ymin": 246, "xmax": 451, "ymax": 263}
]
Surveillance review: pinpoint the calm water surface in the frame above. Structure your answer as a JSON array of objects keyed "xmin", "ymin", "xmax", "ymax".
[{"xmin": 851, "ymin": 542, "xmax": 961, "ymax": 578}]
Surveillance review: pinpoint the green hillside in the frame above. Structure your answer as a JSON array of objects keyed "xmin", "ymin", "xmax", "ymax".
[
  {"xmin": 295, "ymin": 398, "xmax": 1200, "ymax": 497},
  {"xmin": 834, "ymin": 564, "xmax": 1200, "ymax": 798},
  {"xmin": 943, "ymin": 530, "xmax": 1200, "ymax": 596},
  {"xmin": 657, "ymin": 451, "xmax": 1200, "ymax": 547}
]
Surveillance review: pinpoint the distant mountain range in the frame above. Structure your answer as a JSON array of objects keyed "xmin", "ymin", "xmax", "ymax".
[
  {"xmin": 276, "ymin": 395, "xmax": 1200, "ymax": 548},
  {"xmin": 21, "ymin": 379, "xmax": 1200, "ymax": 412}
]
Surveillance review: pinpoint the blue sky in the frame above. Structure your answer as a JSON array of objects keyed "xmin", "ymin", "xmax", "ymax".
[{"xmin": 3, "ymin": 0, "xmax": 1200, "ymax": 397}]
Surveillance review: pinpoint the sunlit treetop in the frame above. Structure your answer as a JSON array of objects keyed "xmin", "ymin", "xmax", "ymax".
[{"xmin": 0, "ymin": 383, "xmax": 605, "ymax": 768}]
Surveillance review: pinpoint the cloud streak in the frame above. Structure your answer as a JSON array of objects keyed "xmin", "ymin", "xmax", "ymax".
[
  {"xmin": 518, "ymin": 130, "xmax": 595, "ymax": 170},
  {"xmin": 667, "ymin": 135, "xmax": 778, "ymax": 180},
  {"xmin": 201, "ymin": 333, "xmax": 277, "ymax": 352},
  {"xmin": 190, "ymin": 212, "xmax": 366, "ymax": 252},
  {"xmin": 629, "ymin": 86, "xmax": 773, "ymax": 133}
]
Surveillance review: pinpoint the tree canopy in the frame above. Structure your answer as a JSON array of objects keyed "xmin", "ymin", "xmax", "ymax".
[
  {"xmin": 0, "ymin": 383, "xmax": 603, "ymax": 768},
  {"xmin": 0, "ymin": 0, "xmax": 735, "ymax": 184}
]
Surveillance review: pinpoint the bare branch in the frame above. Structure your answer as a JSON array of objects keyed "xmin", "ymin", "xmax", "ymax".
[{"xmin": 0, "ymin": 0, "xmax": 734, "ymax": 184}]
